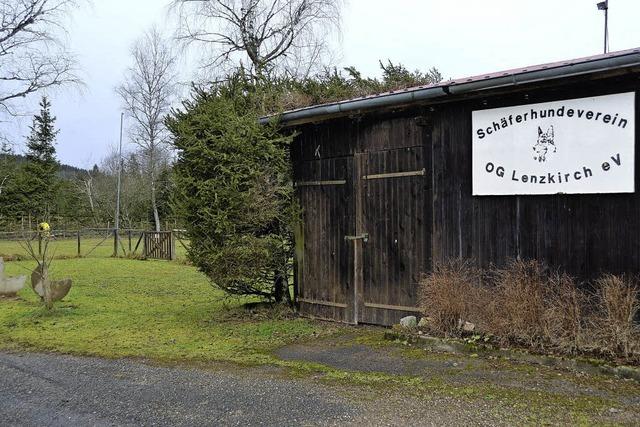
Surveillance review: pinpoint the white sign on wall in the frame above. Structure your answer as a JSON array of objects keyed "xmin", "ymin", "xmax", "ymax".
[{"xmin": 472, "ymin": 92, "xmax": 635, "ymax": 195}]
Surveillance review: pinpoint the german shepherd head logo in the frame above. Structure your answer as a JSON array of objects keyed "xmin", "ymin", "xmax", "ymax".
[{"xmin": 533, "ymin": 125, "xmax": 556, "ymax": 162}]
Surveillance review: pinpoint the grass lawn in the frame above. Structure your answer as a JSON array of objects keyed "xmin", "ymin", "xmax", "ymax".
[{"xmin": 0, "ymin": 258, "xmax": 341, "ymax": 365}]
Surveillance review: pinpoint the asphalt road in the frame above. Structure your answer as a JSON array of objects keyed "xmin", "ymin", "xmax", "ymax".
[
  {"xmin": 4, "ymin": 349, "xmax": 636, "ymax": 426},
  {"xmin": 0, "ymin": 352, "xmax": 362, "ymax": 427}
]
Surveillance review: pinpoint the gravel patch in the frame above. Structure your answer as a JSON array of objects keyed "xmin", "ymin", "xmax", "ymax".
[{"xmin": 0, "ymin": 352, "xmax": 357, "ymax": 427}]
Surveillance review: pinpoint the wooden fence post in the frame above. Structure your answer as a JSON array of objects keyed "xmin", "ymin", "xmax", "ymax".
[
  {"xmin": 77, "ymin": 230, "xmax": 81, "ymax": 257},
  {"xmin": 128, "ymin": 230, "xmax": 132, "ymax": 254},
  {"xmin": 170, "ymin": 230, "xmax": 176, "ymax": 261},
  {"xmin": 142, "ymin": 231, "xmax": 147, "ymax": 259},
  {"xmin": 113, "ymin": 229, "xmax": 118, "ymax": 257}
]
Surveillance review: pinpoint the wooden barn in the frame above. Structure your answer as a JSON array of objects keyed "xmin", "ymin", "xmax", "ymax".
[{"xmin": 273, "ymin": 48, "xmax": 640, "ymax": 326}]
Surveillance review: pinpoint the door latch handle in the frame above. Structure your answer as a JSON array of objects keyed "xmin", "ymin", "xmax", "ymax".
[{"xmin": 345, "ymin": 233, "xmax": 369, "ymax": 243}]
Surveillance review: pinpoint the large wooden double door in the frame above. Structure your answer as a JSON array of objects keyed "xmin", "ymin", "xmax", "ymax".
[{"xmin": 295, "ymin": 143, "xmax": 429, "ymax": 325}]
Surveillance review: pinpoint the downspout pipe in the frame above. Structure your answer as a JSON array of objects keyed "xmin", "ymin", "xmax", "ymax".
[{"xmin": 260, "ymin": 51, "xmax": 640, "ymax": 126}]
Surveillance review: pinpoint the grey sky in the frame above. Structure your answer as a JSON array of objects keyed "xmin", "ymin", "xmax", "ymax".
[{"xmin": 6, "ymin": 0, "xmax": 640, "ymax": 167}]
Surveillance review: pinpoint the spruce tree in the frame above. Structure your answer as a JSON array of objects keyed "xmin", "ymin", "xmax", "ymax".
[
  {"xmin": 21, "ymin": 96, "xmax": 60, "ymax": 219},
  {"xmin": 0, "ymin": 142, "xmax": 17, "ymax": 223}
]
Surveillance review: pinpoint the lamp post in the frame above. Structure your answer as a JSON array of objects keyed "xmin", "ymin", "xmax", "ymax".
[
  {"xmin": 597, "ymin": 0, "xmax": 609, "ymax": 54},
  {"xmin": 114, "ymin": 112, "xmax": 124, "ymax": 256}
]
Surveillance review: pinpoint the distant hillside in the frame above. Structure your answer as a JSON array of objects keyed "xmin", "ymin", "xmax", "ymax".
[{"xmin": 0, "ymin": 153, "xmax": 87, "ymax": 179}]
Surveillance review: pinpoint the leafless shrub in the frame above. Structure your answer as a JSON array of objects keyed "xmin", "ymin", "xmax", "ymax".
[
  {"xmin": 488, "ymin": 259, "xmax": 548, "ymax": 347},
  {"xmin": 593, "ymin": 274, "xmax": 640, "ymax": 358},
  {"xmin": 418, "ymin": 259, "xmax": 483, "ymax": 335},
  {"xmin": 543, "ymin": 272, "xmax": 586, "ymax": 354},
  {"xmin": 419, "ymin": 259, "xmax": 640, "ymax": 363}
]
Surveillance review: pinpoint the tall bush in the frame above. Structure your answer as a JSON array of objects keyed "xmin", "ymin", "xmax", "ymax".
[{"xmin": 167, "ymin": 81, "xmax": 295, "ymax": 302}]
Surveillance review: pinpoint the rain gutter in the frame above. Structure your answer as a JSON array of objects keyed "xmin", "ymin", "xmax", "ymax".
[{"xmin": 260, "ymin": 51, "xmax": 640, "ymax": 126}]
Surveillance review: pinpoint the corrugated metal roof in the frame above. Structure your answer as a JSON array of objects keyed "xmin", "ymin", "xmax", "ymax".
[{"xmin": 267, "ymin": 47, "xmax": 640, "ymax": 125}]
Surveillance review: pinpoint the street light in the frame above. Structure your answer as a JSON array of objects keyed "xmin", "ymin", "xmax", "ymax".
[
  {"xmin": 114, "ymin": 112, "xmax": 124, "ymax": 256},
  {"xmin": 597, "ymin": 1, "xmax": 609, "ymax": 54}
]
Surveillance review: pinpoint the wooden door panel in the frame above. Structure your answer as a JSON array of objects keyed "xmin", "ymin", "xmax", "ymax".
[
  {"xmin": 359, "ymin": 146, "xmax": 428, "ymax": 325},
  {"xmin": 295, "ymin": 156, "xmax": 355, "ymax": 323}
]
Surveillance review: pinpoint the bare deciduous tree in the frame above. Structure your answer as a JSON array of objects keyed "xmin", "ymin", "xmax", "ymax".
[
  {"xmin": 117, "ymin": 28, "xmax": 178, "ymax": 232},
  {"xmin": 75, "ymin": 168, "xmax": 98, "ymax": 225},
  {"xmin": 172, "ymin": 0, "xmax": 342, "ymax": 78},
  {"xmin": 0, "ymin": 0, "xmax": 81, "ymax": 117}
]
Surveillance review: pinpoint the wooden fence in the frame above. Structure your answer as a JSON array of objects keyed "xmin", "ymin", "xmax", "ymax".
[{"xmin": 0, "ymin": 228, "xmax": 189, "ymax": 261}]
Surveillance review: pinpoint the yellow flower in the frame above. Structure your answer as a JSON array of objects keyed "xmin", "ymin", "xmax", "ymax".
[{"xmin": 38, "ymin": 222, "xmax": 50, "ymax": 236}]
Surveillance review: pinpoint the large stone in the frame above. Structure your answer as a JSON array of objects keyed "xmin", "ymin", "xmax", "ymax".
[
  {"xmin": 418, "ymin": 317, "xmax": 431, "ymax": 328},
  {"xmin": 462, "ymin": 321, "xmax": 476, "ymax": 333},
  {"xmin": 31, "ymin": 264, "xmax": 72, "ymax": 303},
  {"xmin": 0, "ymin": 257, "xmax": 26, "ymax": 297},
  {"xmin": 399, "ymin": 316, "xmax": 417, "ymax": 328}
]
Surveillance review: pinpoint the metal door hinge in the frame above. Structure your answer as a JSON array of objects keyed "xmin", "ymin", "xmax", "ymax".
[{"xmin": 345, "ymin": 233, "xmax": 369, "ymax": 243}]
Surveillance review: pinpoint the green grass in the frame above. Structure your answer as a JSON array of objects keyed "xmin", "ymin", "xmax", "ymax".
[{"xmin": 0, "ymin": 258, "xmax": 340, "ymax": 364}]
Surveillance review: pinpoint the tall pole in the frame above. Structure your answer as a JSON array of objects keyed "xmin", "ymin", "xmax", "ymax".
[
  {"xmin": 115, "ymin": 112, "xmax": 124, "ymax": 256},
  {"xmin": 598, "ymin": 1, "xmax": 609, "ymax": 54},
  {"xmin": 604, "ymin": 3, "xmax": 609, "ymax": 54}
]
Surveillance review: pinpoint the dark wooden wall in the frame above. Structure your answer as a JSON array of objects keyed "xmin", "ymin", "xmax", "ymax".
[
  {"xmin": 291, "ymin": 73, "xmax": 640, "ymax": 326},
  {"xmin": 431, "ymin": 75, "xmax": 640, "ymax": 278}
]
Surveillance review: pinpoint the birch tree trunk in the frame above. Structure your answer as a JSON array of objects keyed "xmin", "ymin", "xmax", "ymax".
[
  {"xmin": 116, "ymin": 28, "xmax": 177, "ymax": 232},
  {"xmin": 150, "ymin": 148, "xmax": 161, "ymax": 232}
]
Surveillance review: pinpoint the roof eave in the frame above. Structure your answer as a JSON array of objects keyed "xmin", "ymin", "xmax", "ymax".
[{"xmin": 261, "ymin": 49, "xmax": 640, "ymax": 127}]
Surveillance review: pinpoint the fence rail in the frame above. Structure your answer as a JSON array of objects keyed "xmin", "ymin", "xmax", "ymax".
[{"xmin": 0, "ymin": 228, "xmax": 189, "ymax": 261}]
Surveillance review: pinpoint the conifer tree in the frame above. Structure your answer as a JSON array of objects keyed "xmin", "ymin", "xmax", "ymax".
[
  {"xmin": 21, "ymin": 96, "xmax": 60, "ymax": 219},
  {"xmin": 0, "ymin": 141, "xmax": 14, "ymax": 195}
]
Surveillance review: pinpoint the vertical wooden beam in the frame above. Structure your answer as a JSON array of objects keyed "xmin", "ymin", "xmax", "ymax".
[
  {"xmin": 293, "ymin": 218, "xmax": 304, "ymax": 308},
  {"xmin": 113, "ymin": 229, "xmax": 118, "ymax": 257},
  {"xmin": 77, "ymin": 230, "xmax": 81, "ymax": 257},
  {"xmin": 142, "ymin": 232, "xmax": 147, "ymax": 259},
  {"xmin": 353, "ymin": 152, "xmax": 366, "ymax": 324},
  {"xmin": 170, "ymin": 231, "xmax": 176, "ymax": 261}
]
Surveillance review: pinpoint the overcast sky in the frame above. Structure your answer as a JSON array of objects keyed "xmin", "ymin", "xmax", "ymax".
[{"xmin": 5, "ymin": 0, "xmax": 640, "ymax": 167}]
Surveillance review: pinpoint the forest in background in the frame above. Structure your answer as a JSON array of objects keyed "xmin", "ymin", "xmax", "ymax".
[{"xmin": 0, "ymin": 98, "xmax": 175, "ymax": 232}]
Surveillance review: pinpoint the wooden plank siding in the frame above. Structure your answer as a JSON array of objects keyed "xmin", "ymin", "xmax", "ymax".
[
  {"xmin": 294, "ymin": 156, "xmax": 355, "ymax": 323},
  {"xmin": 291, "ymin": 73, "xmax": 640, "ymax": 326},
  {"xmin": 292, "ymin": 119, "xmax": 358, "ymax": 323},
  {"xmin": 430, "ymin": 76, "xmax": 640, "ymax": 277},
  {"xmin": 359, "ymin": 146, "xmax": 429, "ymax": 325}
]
